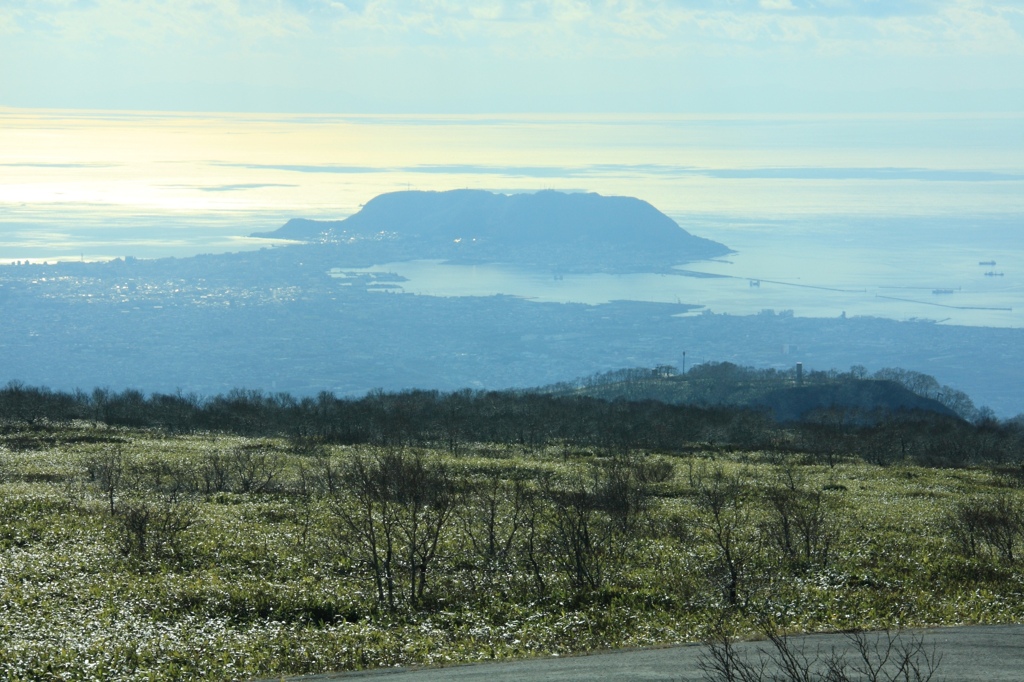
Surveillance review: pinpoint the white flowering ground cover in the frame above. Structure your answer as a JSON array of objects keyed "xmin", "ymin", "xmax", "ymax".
[{"xmin": 0, "ymin": 423, "xmax": 1021, "ymax": 681}]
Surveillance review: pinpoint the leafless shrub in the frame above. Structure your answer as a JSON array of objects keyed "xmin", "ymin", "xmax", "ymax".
[
  {"xmin": 761, "ymin": 465, "xmax": 841, "ymax": 572},
  {"xmin": 334, "ymin": 449, "xmax": 458, "ymax": 611},
  {"xmin": 199, "ymin": 450, "xmax": 231, "ymax": 494},
  {"xmin": 836, "ymin": 629, "xmax": 941, "ymax": 682},
  {"xmin": 543, "ymin": 472, "xmax": 610, "ymax": 594},
  {"xmin": 946, "ymin": 493, "xmax": 1024, "ymax": 563},
  {"xmin": 700, "ymin": 620, "xmax": 940, "ymax": 682},
  {"xmin": 111, "ymin": 493, "xmax": 196, "ymax": 566},
  {"xmin": 85, "ymin": 445, "xmax": 132, "ymax": 514},
  {"xmin": 591, "ymin": 452, "xmax": 669, "ymax": 535},
  {"xmin": 458, "ymin": 470, "xmax": 530, "ymax": 593},
  {"xmin": 198, "ymin": 443, "xmax": 284, "ymax": 495},
  {"xmin": 295, "ymin": 451, "xmax": 341, "ymax": 498},
  {"xmin": 690, "ymin": 463, "xmax": 755, "ymax": 606},
  {"xmin": 229, "ymin": 444, "xmax": 284, "ymax": 494}
]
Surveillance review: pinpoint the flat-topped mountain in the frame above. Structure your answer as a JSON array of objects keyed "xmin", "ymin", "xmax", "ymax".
[{"xmin": 253, "ymin": 189, "xmax": 730, "ymax": 271}]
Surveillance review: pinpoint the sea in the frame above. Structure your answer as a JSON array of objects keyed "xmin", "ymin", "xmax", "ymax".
[{"xmin": 2, "ymin": 107, "xmax": 1022, "ymax": 328}]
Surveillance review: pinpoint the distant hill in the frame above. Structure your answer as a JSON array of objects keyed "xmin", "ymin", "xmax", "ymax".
[
  {"xmin": 548, "ymin": 364, "xmax": 962, "ymax": 423},
  {"xmin": 752, "ymin": 382, "xmax": 959, "ymax": 423},
  {"xmin": 252, "ymin": 189, "xmax": 730, "ymax": 271}
]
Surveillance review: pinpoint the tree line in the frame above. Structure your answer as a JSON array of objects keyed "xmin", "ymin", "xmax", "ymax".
[
  {"xmin": 1, "ymin": 366, "xmax": 1022, "ymax": 466},
  {"xmin": 550, "ymin": 362, "xmax": 987, "ymax": 422}
]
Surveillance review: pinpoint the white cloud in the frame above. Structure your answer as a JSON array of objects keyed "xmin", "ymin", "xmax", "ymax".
[
  {"xmin": 760, "ymin": 0, "xmax": 796, "ymax": 10},
  {"xmin": 7, "ymin": 0, "xmax": 1024, "ymax": 57},
  {"xmin": 2, "ymin": 0, "xmax": 1022, "ymax": 112},
  {"xmin": 0, "ymin": 12, "xmax": 17, "ymax": 35}
]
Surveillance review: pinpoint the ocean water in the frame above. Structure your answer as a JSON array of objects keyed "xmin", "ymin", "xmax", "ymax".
[{"xmin": 2, "ymin": 107, "xmax": 1022, "ymax": 327}]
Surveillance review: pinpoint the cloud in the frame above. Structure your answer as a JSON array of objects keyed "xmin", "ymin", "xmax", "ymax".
[
  {"xmin": 214, "ymin": 162, "xmax": 1024, "ymax": 182},
  {"xmin": 0, "ymin": 162, "xmax": 118, "ymax": 168},
  {"xmin": 1, "ymin": 0, "xmax": 1022, "ymax": 112},
  {"xmin": 7, "ymin": 0, "xmax": 1023, "ymax": 56},
  {"xmin": 163, "ymin": 183, "xmax": 299, "ymax": 192},
  {"xmin": 760, "ymin": 0, "xmax": 796, "ymax": 10}
]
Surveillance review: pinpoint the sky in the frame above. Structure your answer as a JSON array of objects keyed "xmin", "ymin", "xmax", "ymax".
[{"xmin": 1, "ymin": 0, "xmax": 1023, "ymax": 114}]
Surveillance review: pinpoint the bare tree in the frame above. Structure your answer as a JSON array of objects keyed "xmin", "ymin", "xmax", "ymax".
[
  {"xmin": 458, "ymin": 470, "xmax": 530, "ymax": 594},
  {"xmin": 761, "ymin": 464, "xmax": 841, "ymax": 572},
  {"xmin": 85, "ymin": 444, "xmax": 131, "ymax": 514},
  {"xmin": 946, "ymin": 493, "xmax": 1024, "ymax": 563},
  {"xmin": 335, "ymin": 449, "xmax": 457, "ymax": 611},
  {"xmin": 591, "ymin": 452, "xmax": 671, "ymax": 536},
  {"xmin": 691, "ymin": 463, "xmax": 755, "ymax": 606},
  {"xmin": 543, "ymin": 471, "xmax": 611, "ymax": 594}
]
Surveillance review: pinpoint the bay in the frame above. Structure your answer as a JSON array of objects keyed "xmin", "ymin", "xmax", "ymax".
[{"xmin": 1, "ymin": 107, "xmax": 1022, "ymax": 327}]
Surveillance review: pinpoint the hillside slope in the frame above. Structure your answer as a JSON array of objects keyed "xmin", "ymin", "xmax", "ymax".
[{"xmin": 549, "ymin": 364, "xmax": 961, "ymax": 423}]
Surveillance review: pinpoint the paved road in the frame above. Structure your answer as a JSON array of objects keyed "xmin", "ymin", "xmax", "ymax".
[{"xmin": 260, "ymin": 624, "xmax": 1023, "ymax": 681}]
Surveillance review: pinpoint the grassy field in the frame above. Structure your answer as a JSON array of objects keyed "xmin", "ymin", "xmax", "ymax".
[{"xmin": 0, "ymin": 422, "xmax": 1021, "ymax": 681}]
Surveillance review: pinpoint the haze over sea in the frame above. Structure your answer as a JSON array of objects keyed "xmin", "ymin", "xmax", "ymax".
[{"xmin": 2, "ymin": 107, "xmax": 1022, "ymax": 328}]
